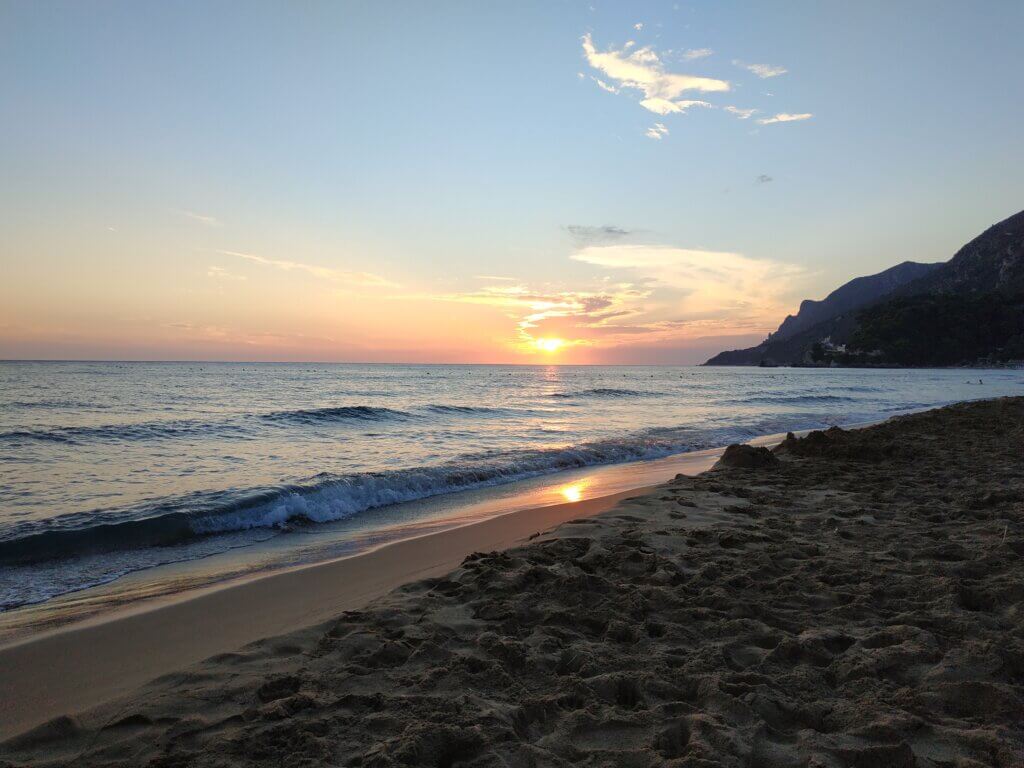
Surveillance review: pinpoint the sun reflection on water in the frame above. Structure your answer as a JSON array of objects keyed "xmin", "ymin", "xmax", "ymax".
[{"xmin": 560, "ymin": 480, "xmax": 590, "ymax": 503}]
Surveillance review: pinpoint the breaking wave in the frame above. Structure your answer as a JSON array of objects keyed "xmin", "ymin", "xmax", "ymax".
[{"xmin": 0, "ymin": 430, "xmax": 718, "ymax": 568}]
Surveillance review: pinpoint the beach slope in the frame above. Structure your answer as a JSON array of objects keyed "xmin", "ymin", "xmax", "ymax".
[{"xmin": 2, "ymin": 399, "xmax": 1023, "ymax": 767}]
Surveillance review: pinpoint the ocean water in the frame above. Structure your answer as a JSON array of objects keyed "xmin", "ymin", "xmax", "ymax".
[{"xmin": 1, "ymin": 361, "xmax": 1021, "ymax": 612}]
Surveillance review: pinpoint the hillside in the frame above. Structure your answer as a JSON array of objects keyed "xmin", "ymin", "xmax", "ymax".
[
  {"xmin": 704, "ymin": 208, "xmax": 1024, "ymax": 367},
  {"xmin": 704, "ymin": 261, "xmax": 941, "ymax": 365}
]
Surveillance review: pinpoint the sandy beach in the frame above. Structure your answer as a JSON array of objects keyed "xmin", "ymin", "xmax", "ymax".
[{"xmin": 2, "ymin": 398, "xmax": 1023, "ymax": 766}]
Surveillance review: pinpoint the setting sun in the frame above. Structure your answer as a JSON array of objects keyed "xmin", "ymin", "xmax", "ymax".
[{"xmin": 534, "ymin": 337, "xmax": 566, "ymax": 353}]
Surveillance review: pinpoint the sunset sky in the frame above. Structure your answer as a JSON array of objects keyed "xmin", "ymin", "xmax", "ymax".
[{"xmin": 2, "ymin": 1, "xmax": 1023, "ymax": 363}]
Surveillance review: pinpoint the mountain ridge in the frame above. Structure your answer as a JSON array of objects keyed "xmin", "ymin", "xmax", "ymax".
[{"xmin": 704, "ymin": 208, "xmax": 1024, "ymax": 367}]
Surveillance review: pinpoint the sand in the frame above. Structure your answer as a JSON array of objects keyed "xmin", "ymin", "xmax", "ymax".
[
  {"xmin": 2, "ymin": 399, "xmax": 1023, "ymax": 766},
  {"xmin": 0, "ymin": 486, "xmax": 672, "ymax": 744}
]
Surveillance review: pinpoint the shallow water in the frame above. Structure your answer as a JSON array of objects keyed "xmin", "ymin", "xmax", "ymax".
[{"xmin": 1, "ymin": 361, "xmax": 1020, "ymax": 610}]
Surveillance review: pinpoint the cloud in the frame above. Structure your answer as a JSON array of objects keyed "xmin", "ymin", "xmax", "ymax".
[
  {"xmin": 734, "ymin": 60, "xmax": 788, "ymax": 79},
  {"xmin": 428, "ymin": 239, "xmax": 806, "ymax": 355},
  {"xmin": 424, "ymin": 281, "xmax": 641, "ymax": 350},
  {"xmin": 569, "ymin": 243, "xmax": 804, "ymax": 335},
  {"xmin": 757, "ymin": 112, "xmax": 812, "ymax": 125},
  {"xmin": 639, "ymin": 97, "xmax": 710, "ymax": 115},
  {"xmin": 645, "ymin": 122, "xmax": 669, "ymax": 140},
  {"xmin": 442, "ymin": 241, "xmax": 804, "ymax": 354},
  {"xmin": 756, "ymin": 174, "xmax": 773, "ymax": 184},
  {"xmin": 207, "ymin": 265, "xmax": 247, "ymax": 281},
  {"xmin": 634, "ymin": 22, "xmax": 644, "ymax": 30},
  {"xmin": 592, "ymin": 77, "xmax": 620, "ymax": 94},
  {"xmin": 581, "ymin": 33, "xmax": 729, "ymax": 116},
  {"xmin": 177, "ymin": 209, "xmax": 220, "ymax": 226},
  {"xmin": 681, "ymin": 48, "xmax": 713, "ymax": 61},
  {"xmin": 566, "ymin": 225, "xmax": 633, "ymax": 245},
  {"xmin": 724, "ymin": 105, "xmax": 757, "ymax": 119},
  {"xmin": 218, "ymin": 250, "xmax": 394, "ymax": 287}
]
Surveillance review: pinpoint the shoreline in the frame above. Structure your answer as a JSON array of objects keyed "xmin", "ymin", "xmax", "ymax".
[
  {"xmin": 0, "ymin": 418, "xmax": 890, "ymax": 740},
  {"xmin": 0, "ymin": 485, "xmax": 659, "ymax": 740},
  {"xmin": 1, "ymin": 399, "xmax": 1022, "ymax": 765},
  {"xmin": 0, "ymin": 427, "xmax": 815, "ymax": 644}
]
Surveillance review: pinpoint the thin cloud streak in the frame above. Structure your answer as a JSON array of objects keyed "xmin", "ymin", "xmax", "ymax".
[
  {"xmin": 566, "ymin": 225, "xmax": 632, "ymax": 245},
  {"xmin": 207, "ymin": 265, "xmax": 247, "ymax": 281},
  {"xmin": 757, "ymin": 112, "xmax": 813, "ymax": 125},
  {"xmin": 176, "ymin": 209, "xmax": 220, "ymax": 226},
  {"xmin": 218, "ymin": 250, "xmax": 395, "ymax": 287},
  {"xmin": 724, "ymin": 105, "xmax": 757, "ymax": 119},
  {"xmin": 681, "ymin": 48, "xmax": 713, "ymax": 61},
  {"xmin": 734, "ymin": 60, "xmax": 788, "ymax": 79},
  {"xmin": 640, "ymin": 97, "xmax": 710, "ymax": 115}
]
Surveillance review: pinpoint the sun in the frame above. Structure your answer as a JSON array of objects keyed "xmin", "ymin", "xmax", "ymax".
[{"xmin": 534, "ymin": 337, "xmax": 565, "ymax": 353}]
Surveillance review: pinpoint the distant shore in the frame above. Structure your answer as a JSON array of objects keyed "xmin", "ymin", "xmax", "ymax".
[{"xmin": 2, "ymin": 399, "xmax": 1023, "ymax": 766}]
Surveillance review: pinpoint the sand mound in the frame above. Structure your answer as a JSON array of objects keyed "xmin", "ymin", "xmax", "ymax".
[
  {"xmin": 773, "ymin": 425, "xmax": 897, "ymax": 462},
  {"xmin": 2, "ymin": 398, "xmax": 1023, "ymax": 767},
  {"xmin": 714, "ymin": 443, "xmax": 779, "ymax": 470}
]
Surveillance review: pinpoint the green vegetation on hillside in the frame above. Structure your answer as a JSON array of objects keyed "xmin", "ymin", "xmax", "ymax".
[{"xmin": 846, "ymin": 293, "xmax": 1024, "ymax": 366}]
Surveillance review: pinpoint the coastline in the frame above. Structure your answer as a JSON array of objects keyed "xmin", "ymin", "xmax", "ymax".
[
  {"xmin": 0, "ymin": 420, "xmax": 881, "ymax": 740},
  {"xmin": 0, "ymin": 485, "xmax": 664, "ymax": 741},
  {"xmin": 3, "ymin": 400, "xmax": 1022, "ymax": 766}
]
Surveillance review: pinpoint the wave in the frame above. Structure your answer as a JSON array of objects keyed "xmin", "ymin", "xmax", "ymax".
[
  {"xmin": 546, "ymin": 388, "xmax": 665, "ymax": 400},
  {"xmin": 1, "ymin": 403, "xmax": 529, "ymax": 446},
  {"xmin": 720, "ymin": 394, "xmax": 859, "ymax": 406},
  {"xmin": 0, "ymin": 419, "xmax": 255, "ymax": 446},
  {"xmin": 423, "ymin": 404, "xmax": 521, "ymax": 416},
  {"xmin": 7, "ymin": 399, "xmax": 109, "ymax": 410},
  {"xmin": 260, "ymin": 405, "xmax": 411, "ymax": 425},
  {"xmin": 0, "ymin": 430, "xmax": 719, "ymax": 567}
]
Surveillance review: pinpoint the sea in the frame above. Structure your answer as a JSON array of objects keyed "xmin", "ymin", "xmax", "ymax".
[{"xmin": 1, "ymin": 361, "xmax": 1020, "ymax": 617}]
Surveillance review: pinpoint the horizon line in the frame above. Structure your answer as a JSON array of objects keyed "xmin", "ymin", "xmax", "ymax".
[{"xmin": 0, "ymin": 358, "xmax": 710, "ymax": 367}]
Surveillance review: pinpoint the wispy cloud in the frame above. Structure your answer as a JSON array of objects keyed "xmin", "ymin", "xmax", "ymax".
[
  {"xmin": 569, "ymin": 243, "xmax": 804, "ymax": 335},
  {"xmin": 422, "ymin": 281, "xmax": 639, "ymax": 351},
  {"xmin": 592, "ymin": 77, "xmax": 620, "ymax": 94},
  {"xmin": 422, "ymin": 239, "xmax": 805, "ymax": 354},
  {"xmin": 757, "ymin": 112, "xmax": 812, "ymax": 125},
  {"xmin": 681, "ymin": 48, "xmax": 713, "ymax": 61},
  {"xmin": 633, "ymin": 22, "xmax": 644, "ymax": 31},
  {"xmin": 724, "ymin": 105, "xmax": 757, "ymax": 120},
  {"xmin": 645, "ymin": 122, "xmax": 669, "ymax": 140},
  {"xmin": 640, "ymin": 97, "xmax": 710, "ymax": 115},
  {"xmin": 734, "ymin": 60, "xmax": 788, "ymax": 79},
  {"xmin": 566, "ymin": 225, "xmax": 633, "ymax": 245},
  {"xmin": 176, "ymin": 209, "xmax": 220, "ymax": 226},
  {"xmin": 581, "ymin": 33, "xmax": 729, "ymax": 116},
  {"xmin": 207, "ymin": 265, "xmax": 247, "ymax": 281},
  {"xmin": 218, "ymin": 250, "xmax": 395, "ymax": 287}
]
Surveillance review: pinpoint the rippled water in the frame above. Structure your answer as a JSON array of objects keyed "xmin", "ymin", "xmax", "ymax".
[{"xmin": 1, "ymin": 361, "xmax": 1020, "ymax": 609}]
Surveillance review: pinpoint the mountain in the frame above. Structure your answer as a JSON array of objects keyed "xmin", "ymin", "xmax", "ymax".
[
  {"xmin": 704, "ymin": 208, "xmax": 1024, "ymax": 367},
  {"xmin": 704, "ymin": 261, "xmax": 941, "ymax": 365},
  {"xmin": 771, "ymin": 261, "xmax": 942, "ymax": 341},
  {"xmin": 892, "ymin": 208, "xmax": 1024, "ymax": 296}
]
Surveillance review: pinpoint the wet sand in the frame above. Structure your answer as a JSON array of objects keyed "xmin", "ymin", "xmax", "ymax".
[{"xmin": 2, "ymin": 399, "xmax": 1023, "ymax": 766}]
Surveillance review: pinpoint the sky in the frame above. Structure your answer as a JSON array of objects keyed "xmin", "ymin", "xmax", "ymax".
[{"xmin": 2, "ymin": 1, "xmax": 1023, "ymax": 364}]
